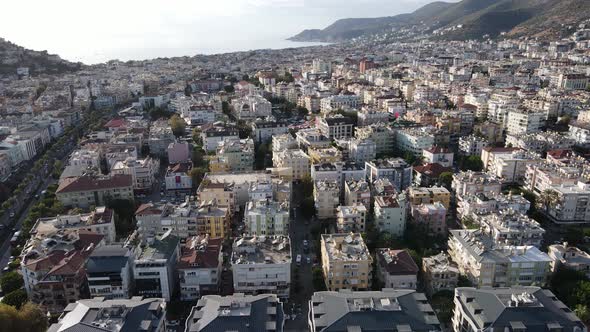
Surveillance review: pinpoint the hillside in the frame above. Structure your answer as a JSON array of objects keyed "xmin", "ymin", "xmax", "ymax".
[
  {"xmin": 289, "ymin": 0, "xmax": 590, "ymax": 42},
  {"xmin": 0, "ymin": 38, "xmax": 82, "ymax": 76}
]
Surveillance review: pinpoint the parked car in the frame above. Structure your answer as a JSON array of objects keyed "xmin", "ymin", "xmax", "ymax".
[{"xmin": 296, "ymin": 254, "xmax": 302, "ymax": 266}]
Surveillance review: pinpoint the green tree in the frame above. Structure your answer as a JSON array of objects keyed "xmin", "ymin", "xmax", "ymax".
[
  {"xmin": 1, "ymin": 289, "xmax": 28, "ymax": 309},
  {"xmin": 1, "ymin": 271, "xmax": 23, "ymax": 294},
  {"xmin": 223, "ymin": 85, "xmax": 235, "ymax": 93},
  {"xmin": 169, "ymin": 114, "xmax": 186, "ymax": 138},
  {"xmin": 190, "ymin": 167, "xmax": 207, "ymax": 190},
  {"xmin": 575, "ymin": 304, "xmax": 590, "ymax": 323},
  {"xmin": 537, "ymin": 189, "xmax": 560, "ymax": 217},
  {"xmin": 300, "ymin": 197, "xmax": 316, "ymax": 219},
  {"xmin": 430, "ymin": 290, "xmax": 454, "ymax": 325},
  {"xmin": 0, "ymin": 302, "xmax": 48, "ymax": 332},
  {"xmin": 462, "ymin": 156, "xmax": 484, "ymax": 172},
  {"xmin": 438, "ymin": 172, "xmax": 453, "ymax": 189},
  {"xmin": 107, "ymin": 199, "xmax": 136, "ymax": 238},
  {"xmin": 403, "ymin": 151, "xmax": 416, "ymax": 166},
  {"xmin": 312, "ymin": 267, "xmax": 326, "ymax": 291}
]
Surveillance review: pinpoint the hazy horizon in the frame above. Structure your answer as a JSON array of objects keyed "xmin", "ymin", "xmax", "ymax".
[{"xmin": 1, "ymin": 0, "xmax": 440, "ymax": 64}]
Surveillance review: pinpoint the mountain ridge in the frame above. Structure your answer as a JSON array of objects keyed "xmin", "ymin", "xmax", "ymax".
[{"xmin": 289, "ymin": 0, "xmax": 590, "ymax": 42}]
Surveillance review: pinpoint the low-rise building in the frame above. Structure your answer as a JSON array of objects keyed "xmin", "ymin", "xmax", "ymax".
[
  {"xmin": 200, "ymin": 124, "xmax": 239, "ymax": 152},
  {"xmin": 309, "ymin": 289, "xmax": 441, "ymax": 332},
  {"xmin": 47, "ymin": 297, "xmax": 166, "ymax": 332},
  {"xmin": 133, "ymin": 231, "xmax": 180, "ymax": 301},
  {"xmin": 457, "ymin": 192, "xmax": 531, "ymax": 219},
  {"xmin": 423, "ymin": 146, "xmax": 454, "ymax": 168},
  {"xmin": 422, "ymin": 252, "xmax": 459, "ymax": 296},
  {"xmin": 336, "ymin": 204, "xmax": 368, "ymax": 233},
  {"xmin": 177, "ymin": 235, "xmax": 223, "ymax": 301},
  {"xmin": 185, "ymin": 294, "xmax": 284, "ymax": 332},
  {"xmin": 484, "ymin": 149, "xmax": 543, "ymax": 183},
  {"xmin": 548, "ymin": 243, "xmax": 590, "ymax": 279},
  {"xmin": 355, "ymin": 124, "xmax": 395, "ymax": 155},
  {"xmin": 148, "ymin": 119, "xmax": 176, "ymax": 157},
  {"xmin": 452, "ymin": 287, "xmax": 587, "ymax": 332},
  {"xmin": 320, "ymin": 233, "xmax": 372, "ymax": 291},
  {"xmin": 376, "ymin": 249, "xmax": 419, "ymax": 290},
  {"xmin": 86, "ymin": 244, "xmax": 134, "ymax": 299},
  {"xmin": 252, "ymin": 120, "xmax": 290, "ymax": 144},
  {"xmin": 231, "ymin": 235, "xmax": 291, "ymax": 298},
  {"xmin": 56, "ymin": 174, "xmax": 134, "ymax": 208}
]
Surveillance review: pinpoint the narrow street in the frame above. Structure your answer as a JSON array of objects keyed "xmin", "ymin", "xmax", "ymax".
[{"xmin": 284, "ymin": 184, "xmax": 316, "ymax": 332}]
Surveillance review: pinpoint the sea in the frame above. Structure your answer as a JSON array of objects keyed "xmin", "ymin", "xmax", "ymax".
[{"xmin": 65, "ymin": 39, "xmax": 331, "ymax": 65}]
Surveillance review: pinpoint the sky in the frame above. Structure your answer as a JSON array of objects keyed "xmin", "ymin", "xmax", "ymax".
[{"xmin": 1, "ymin": 0, "xmax": 438, "ymax": 64}]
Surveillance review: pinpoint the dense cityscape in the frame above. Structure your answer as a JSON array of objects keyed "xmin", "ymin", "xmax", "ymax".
[{"xmin": 0, "ymin": 8, "xmax": 590, "ymax": 332}]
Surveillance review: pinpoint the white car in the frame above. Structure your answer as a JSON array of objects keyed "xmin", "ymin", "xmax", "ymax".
[{"xmin": 296, "ymin": 254, "xmax": 302, "ymax": 265}]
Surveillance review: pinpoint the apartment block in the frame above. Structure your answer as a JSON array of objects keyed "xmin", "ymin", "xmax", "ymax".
[
  {"xmin": 86, "ymin": 244, "xmax": 134, "ymax": 299},
  {"xmin": 244, "ymin": 199, "xmax": 289, "ymax": 236},
  {"xmin": 408, "ymin": 186, "xmax": 451, "ymax": 209},
  {"xmin": 314, "ymin": 179, "xmax": 341, "ymax": 220},
  {"xmin": 365, "ymin": 158, "xmax": 412, "ymax": 191},
  {"xmin": 448, "ymin": 229, "xmax": 551, "ymax": 287},
  {"xmin": 374, "ymin": 193, "xmax": 407, "ymax": 237},
  {"xmin": 320, "ymin": 233, "xmax": 372, "ymax": 291},
  {"xmin": 133, "ymin": 231, "xmax": 180, "ymax": 301},
  {"xmin": 336, "ymin": 204, "xmax": 368, "ymax": 233},
  {"xmin": 452, "ymin": 287, "xmax": 586, "ymax": 332},
  {"xmin": 231, "ymin": 235, "xmax": 291, "ymax": 298},
  {"xmin": 56, "ymin": 174, "xmax": 134, "ymax": 208},
  {"xmin": 422, "ymin": 252, "xmax": 459, "ymax": 296},
  {"xmin": 177, "ymin": 235, "xmax": 223, "ymax": 301}
]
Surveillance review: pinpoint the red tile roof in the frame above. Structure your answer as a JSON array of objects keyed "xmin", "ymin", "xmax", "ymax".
[
  {"xmin": 135, "ymin": 203, "xmax": 164, "ymax": 216},
  {"xmin": 104, "ymin": 118, "xmax": 127, "ymax": 128},
  {"xmin": 377, "ymin": 249, "xmax": 419, "ymax": 276},
  {"xmin": 56, "ymin": 174, "xmax": 133, "ymax": 194},
  {"xmin": 413, "ymin": 163, "xmax": 452, "ymax": 178},
  {"xmin": 177, "ymin": 237, "xmax": 223, "ymax": 269}
]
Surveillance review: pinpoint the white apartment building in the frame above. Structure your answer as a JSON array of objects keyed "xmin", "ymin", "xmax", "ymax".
[
  {"xmin": 423, "ymin": 146, "xmax": 454, "ymax": 168},
  {"xmin": 320, "ymin": 95, "xmax": 360, "ymax": 113},
  {"xmin": 459, "ymin": 135, "xmax": 489, "ymax": 156},
  {"xmin": 244, "ymin": 199, "xmax": 290, "ymax": 236},
  {"xmin": 314, "ymin": 179, "xmax": 341, "ymax": 220},
  {"xmin": 448, "ymin": 229, "xmax": 552, "ymax": 287},
  {"xmin": 231, "ymin": 235, "xmax": 291, "ymax": 298},
  {"xmin": 484, "ymin": 149, "xmax": 543, "ymax": 183},
  {"xmin": 506, "ymin": 108, "xmax": 546, "ymax": 135},
  {"xmin": 477, "ymin": 209, "xmax": 545, "ymax": 248},
  {"xmin": 452, "ymin": 171, "xmax": 502, "ymax": 201},
  {"xmin": 317, "ymin": 115, "xmax": 356, "ymax": 139},
  {"xmin": 457, "ymin": 192, "xmax": 531, "ymax": 219},
  {"xmin": 111, "ymin": 157, "xmax": 160, "ymax": 192},
  {"xmin": 548, "ymin": 243, "xmax": 590, "ymax": 278},
  {"xmin": 231, "ymin": 94, "xmax": 272, "ymax": 120},
  {"xmin": 396, "ymin": 128, "xmax": 435, "ymax": 157},
  {"xmin": 336, "ymin": 204, "xmax": 368, "ymax": 233},
  {"xmin": 374, "ymin": 194, "xmax": 407, "ymax": 237},
  {"xmin": 272, "ymin": 149, "xmax": 310, "ymax": 181},
  {"xmin": 344, "ymin": 179, "xmax": 371, "ymax": 208}
]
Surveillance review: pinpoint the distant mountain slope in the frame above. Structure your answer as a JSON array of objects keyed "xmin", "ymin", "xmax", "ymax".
[
  {"xmin": 0, "ymin": 38, "xmax": 82, "ymax": 75},
  {"xmin": 289, "ymin": 0, "xmax": 590, "ymax": 42}
]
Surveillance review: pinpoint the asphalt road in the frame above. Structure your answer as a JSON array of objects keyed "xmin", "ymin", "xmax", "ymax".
[
  {"xmin": 284, "ymin": 184, "xmax": 317, "ymax": 332},
  {"xmin": 0, "ymin": 137, "xmax": 77, "ymax": 274}
]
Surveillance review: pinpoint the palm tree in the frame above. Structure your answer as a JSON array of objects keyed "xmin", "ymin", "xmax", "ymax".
[{"xmin": 537, "ymin": 189, "xmax": 560, "ymax": 216}]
